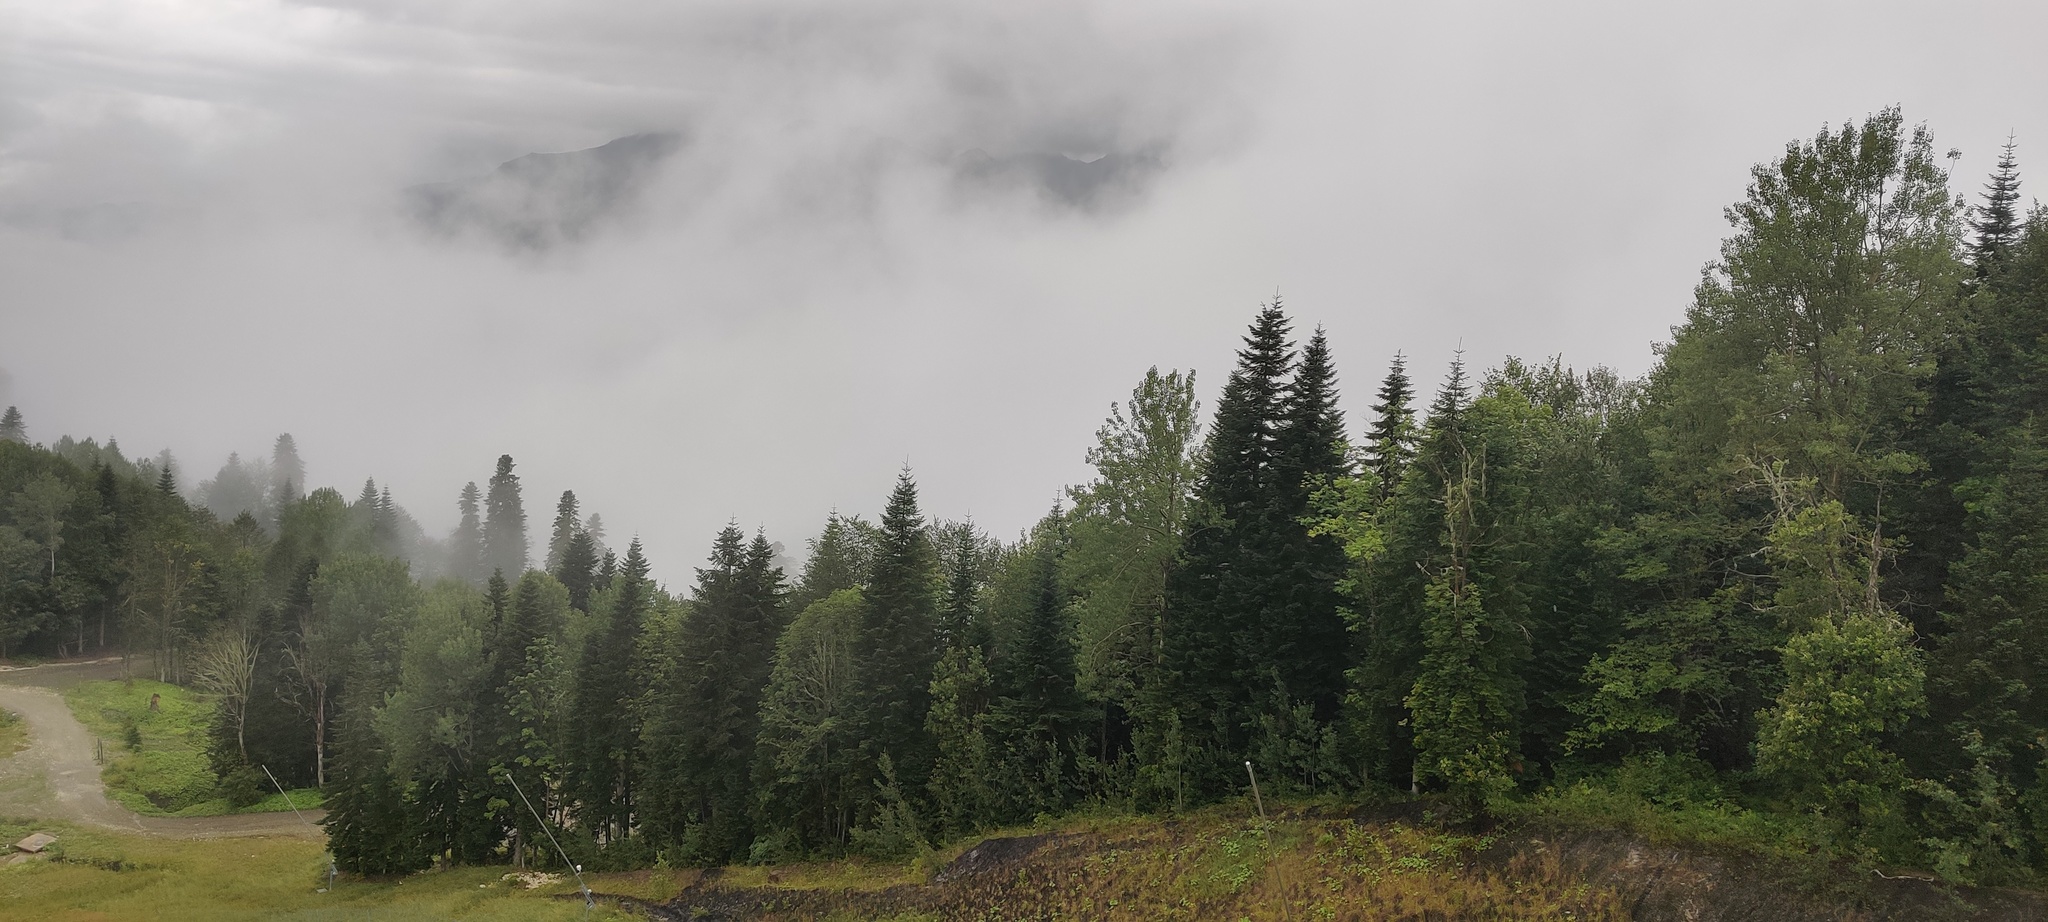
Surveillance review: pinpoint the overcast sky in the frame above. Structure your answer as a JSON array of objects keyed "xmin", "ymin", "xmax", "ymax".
[{"xmin": 2, "ymin": 0, "xmax": 2044, "ymax": 583}]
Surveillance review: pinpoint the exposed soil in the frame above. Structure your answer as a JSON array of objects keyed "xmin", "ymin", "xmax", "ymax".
[
  {"xmin": 0, "ymin": 656, "xmax": 324, "ymax": 840},
  {"xmin": 636, "ymin": 821, "xmax": 2048, "ymax": 922}
]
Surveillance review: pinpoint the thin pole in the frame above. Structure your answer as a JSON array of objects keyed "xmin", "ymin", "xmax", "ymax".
[
  {"xmin": 262, "ymin": 764, "xmax": 336, "ymax": 892},
  {"xmin": 509, "ymin": 773, "xmax": 595, "ymax": 921},
  {"xmin": 1245, "ymin": 760, "xmax": 1292, "ymax": 922}
]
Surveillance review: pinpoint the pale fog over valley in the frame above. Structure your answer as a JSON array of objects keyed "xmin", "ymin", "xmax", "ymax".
[{"xmin": 2, "ymin": 2, "xmax": 2048, "ymax": 919}]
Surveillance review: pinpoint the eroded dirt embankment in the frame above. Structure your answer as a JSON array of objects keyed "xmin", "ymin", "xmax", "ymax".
[{"xmin": 633, "ymin": 814, "xmax": 2048, "ymax": 922}]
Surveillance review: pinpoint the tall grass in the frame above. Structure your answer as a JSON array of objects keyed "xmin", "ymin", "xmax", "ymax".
[{"xmin": 61, "ymin": 679, "xmax": 322, "ymax": 816}]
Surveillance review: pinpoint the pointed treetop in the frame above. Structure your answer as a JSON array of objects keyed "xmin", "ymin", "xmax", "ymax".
[
  {"xmin": 1428, "ymin": 351, "xmax": 1472, "ymax": 430},
  {"xmin": 1971, "ymin": 135, "xmax": 2023, "ymax": 274},
  {"xmin": 621, "ymin": 538, "xmax": 650, "ymax": 583},
  {"xmin": 271, "ymin": 433, "xmax": 305, "ymax": 502},
  {"xmin": 1365, "ymin": 351, "xmax": 1419, "ymax": 497},
  {"xmin": 1, "ymin": 406, "xmax": 26, "ymax": 443},
  {"xmin": 547, "ymin": 490, "xmax": 581, "ymax": 571}
]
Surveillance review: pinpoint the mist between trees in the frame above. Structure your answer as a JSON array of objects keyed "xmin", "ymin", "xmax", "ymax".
[{"xmin": 1, "ymin": 106, "xmax": 2044, "ymax": 885}]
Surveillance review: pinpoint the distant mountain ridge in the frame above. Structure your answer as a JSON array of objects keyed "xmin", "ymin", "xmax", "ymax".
[{"xmin": 405, "ymin": 132, "xmax": 683, "ymax": 251}]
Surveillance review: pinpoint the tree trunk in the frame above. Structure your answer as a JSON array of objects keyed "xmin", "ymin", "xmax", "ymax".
[{"xmin": 314, "ymin": 689, "xmax": 326, "ymax": 788}]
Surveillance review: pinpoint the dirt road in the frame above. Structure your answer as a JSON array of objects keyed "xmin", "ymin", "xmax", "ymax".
[{"xmin": 0, "ymin": 657, "xmax": 325, "ymax": 839}]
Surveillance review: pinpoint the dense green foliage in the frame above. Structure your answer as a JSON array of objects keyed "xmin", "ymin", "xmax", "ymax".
[{"xmin": 4, "ymin": 107, "xmax": 2046, "ymax": 886}]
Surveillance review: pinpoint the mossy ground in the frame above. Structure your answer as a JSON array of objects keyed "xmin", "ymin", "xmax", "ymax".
[{"xmin": 61, "ymin": 679, "xmax": 322, "ymax": 817}]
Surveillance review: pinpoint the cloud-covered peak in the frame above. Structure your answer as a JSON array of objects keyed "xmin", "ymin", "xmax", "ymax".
[{"xmin": 406, "ymin": 132, "xmax": 684, "ymax": 252}]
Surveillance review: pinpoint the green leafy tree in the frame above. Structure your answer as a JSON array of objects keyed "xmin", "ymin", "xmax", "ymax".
[
  {"xmin": 1754, "ymin": 497, "xmax": 1925, "ymax": 841},
  {"xmin": 379, "ymin": 582, "xmax": 501, "ymax": 864},
  {"xmin": 753, "ymin": 588, "xmax": 864, "ymax": 854},
  {"xmin": 1067, "ymin": 367, "xmax": 1199, "ymax": 766},
  {"xmin": 924, "ymin": 643, "xmax": 994, "ymax": 837}
]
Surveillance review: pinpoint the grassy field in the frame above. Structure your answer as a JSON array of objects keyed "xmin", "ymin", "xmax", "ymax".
[
  {"xmin": 61, "ymin": 679, "xmax": 322, "ymax": 817},
  {"xmin": 0, "ymin": 707, "xmax": 25, "ymax": 758},
  {"xmin": 0, "ymin": 817, "xmax": 645, "ymax": 921}
]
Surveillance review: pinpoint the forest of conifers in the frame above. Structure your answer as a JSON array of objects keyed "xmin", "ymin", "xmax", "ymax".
[{"xmin": 2, "ymin": 107, "xmax": 2044, "ymax": 885}]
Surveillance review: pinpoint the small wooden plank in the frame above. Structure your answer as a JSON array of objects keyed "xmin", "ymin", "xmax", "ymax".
[{"xmin": 14, "ymin": 832, "xmax": 56, "ymax": 853}]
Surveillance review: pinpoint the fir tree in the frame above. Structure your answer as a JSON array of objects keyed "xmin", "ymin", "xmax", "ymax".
[
  {"xmin": 270, "ymin": 433, "xmax": 305, "ymax": 505},
  {"xmin": 989, "ymin": 527, "xmax": 1088, "ymax": 820},
  {"xmin": 1971, "ymin": 136, "xmax": 2023, "ymax": 276},
  {"xmin": 483, "ymin": 455, "xmax": 528, "ymax": 578},
  {"xmin": 0, "ymin": 406, "xmax": 24, "ymax": 443},
  {"xmin": 1364, "ymin": 353, "xmax": 1417, "ymax": 504},
  {"xmin": 1155, "ymin": 300, "xmax": 1297, "ymax": 799},
  {"xmin": 554, "ymin": 528, "xmax": 599, "ymax": 612},
  {"xmin": 568, "ymin": 538, "xmax": 652, "ymax": 844},
  {"xmin": 938, "ymin": 522, "xmax": 985, "ymax": 651},
  {"xmin": 792, "ymin": 512, "xmax": 869, "ymax": 611},
  {"xmin": 485, "ymin": 570, "xmax": 511, "ymax": 630},
  {"xmin": 642, "ymin": 526, "xmax": 788, "ymax": 862},
  {"xmin": 546, "ymin": 491, "xmax": 580, "ymax": 572},
  {"xmin": 450, "ymin": 483, "xmax": 484, "ymax": 584},
  {"xmin": 1271, "ymin": 326, "xmax": 1352, "ymax": 720},
  {"xmin": 852, "ymin": 471, "xmax": 941, "ymax": 817}
]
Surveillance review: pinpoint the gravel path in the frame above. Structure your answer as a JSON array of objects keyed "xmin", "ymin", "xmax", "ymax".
[{"xmin": 0, "ymin": 657, "xmax": 325, "ymax": 840}]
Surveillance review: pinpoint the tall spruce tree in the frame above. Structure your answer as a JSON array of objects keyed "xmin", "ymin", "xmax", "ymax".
[
  {"xmin": 1971, "ymin": 136, "xmax": 2023, "ymax": 275},
  {"xmin": 642, "ymin": 526, "xmax": 787, "ymax": 862},
  {"xmin": 568, "ymin": 538, "xmax": 652, "ymax": 844},
  {"xmin": 554, "ymin": 528, "xmax": 599, "ymax": 612},
  {"xmin": 546, "ymin": 491, "xmax": 580, "ymax": 572},
  {"xmin": 483, "ymin": 455, "xmax": 529, "ymax": 578},
  {"xmin": 270, "ymin": 433, "xmax": 305, "ymax": 505},
  {"xmin": 1156, "ymin": 300, "xmax": 1296, "ymax": 800},
  {"xmin": 852, "ymin": 472, "xmax": 941, "ymax": 818},
  {"xmin": 1364, "ymin": 353, "xmax": 1417, "ymax": 505},
  {"xmin": 450, "ymin": 483, "xmax": 484, "ymax": 584},
  {"xmin": 938, "ymin": 522, "xmax": 985, "ymax": 651},
  {"xmin": 989, "ymin": 523, "xmax": 1089, "ymax": 821},
  {"xmin": 0, "ymin": 406, "xmax": 24, "ymax": 444},
  {"xmin": 1271, "ymin": 327, "xmax": 1352, "ymax": 721}
]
